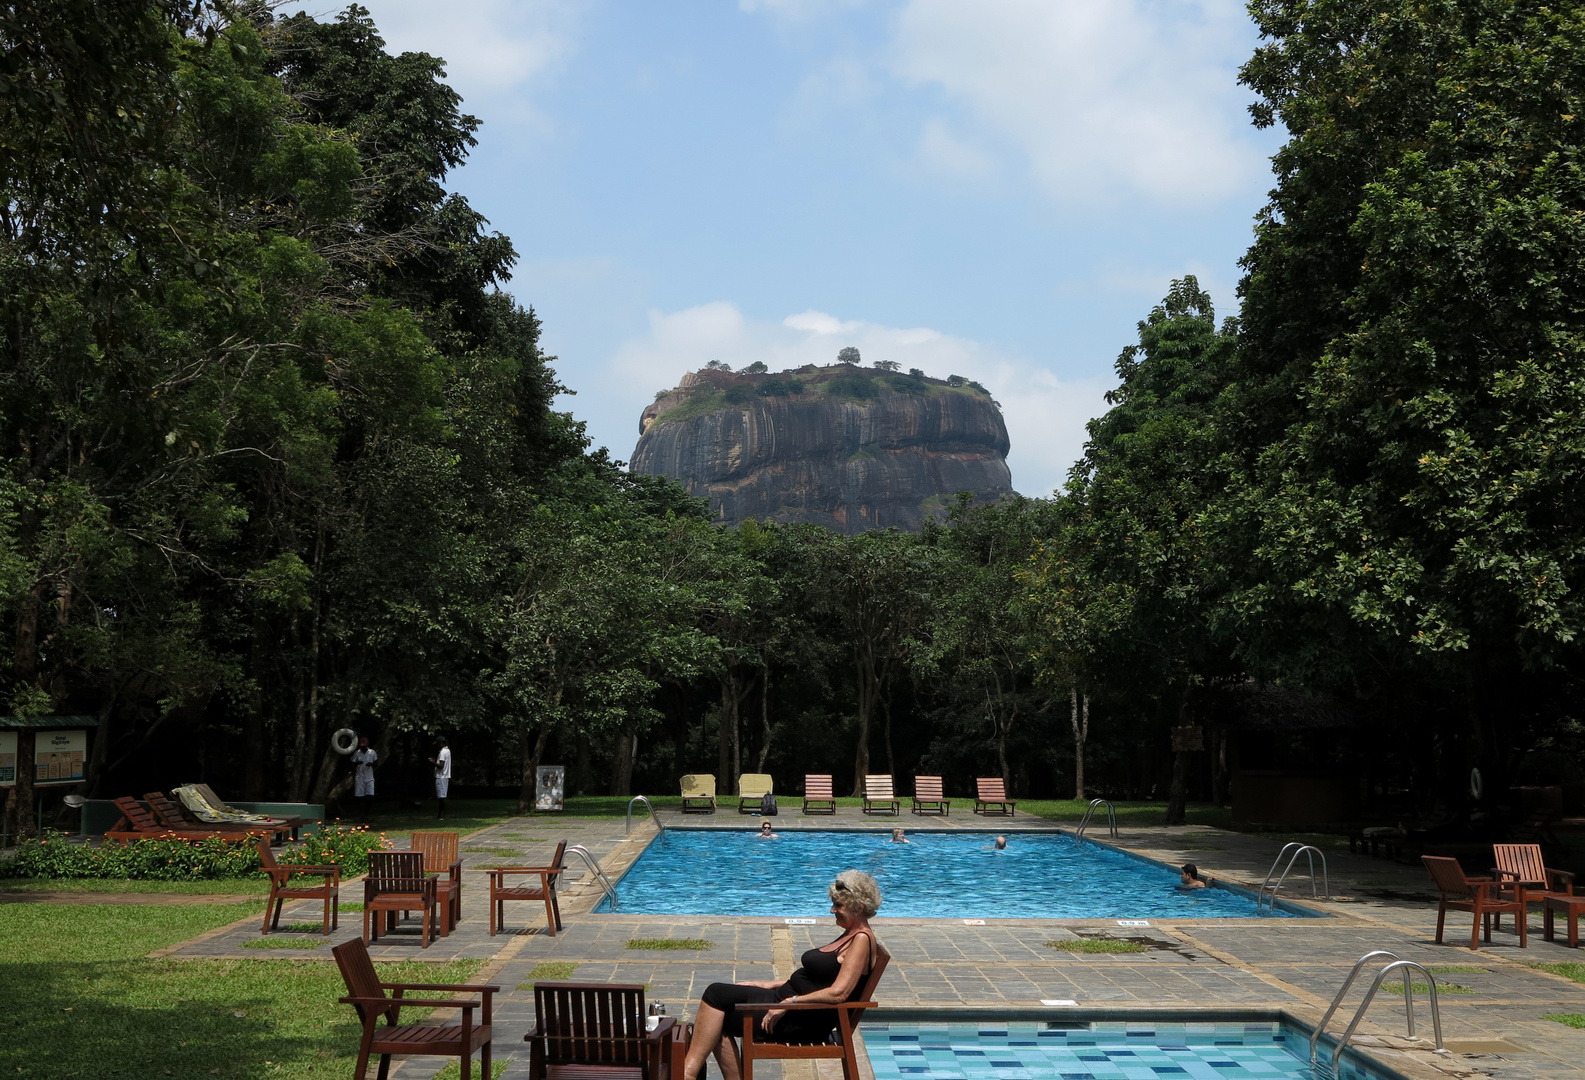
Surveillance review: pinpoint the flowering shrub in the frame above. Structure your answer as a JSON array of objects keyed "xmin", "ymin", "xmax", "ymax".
[{"xmin": 0, "ymin": 823, "xmax": 389, "ymax": 880}]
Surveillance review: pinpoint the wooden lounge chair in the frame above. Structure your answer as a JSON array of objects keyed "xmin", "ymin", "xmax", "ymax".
[
  {"xmin": 911, "ymin": 776, "xmax": 949, "ymax": 815},
  {"xmin": 1422, "ymin": 855, "xmax": 1528, "ymax": 951},
  {"xmin": 334, "ymin": 936, "xmax": 497, "ymax": 1080},
  {"xmin": 488, "ymin": 839, "xmax": 568, "ymax": 937},
  {"xmin": 973, "ymin": 777, "xmax": 1016, "ymax": 816},
  {"xmin": 410, "ymin": 831, "xmax": 462, "ymax": 932},
  {"xmin": 738, "ymin": 937, "xmax": 891, "ymax": 1080},
  {"xmin": 680, "ymin": 774, "xmax": 717, "ymax": 814},
  {"xmin": 179, "ymin": 783, "xmax": 306, "ymax": 839},
  {"xmin": 145, "ymin": 791, "xmax": 284, "ymax": 844},
  {"xmin": 365, "ymin": 851, "xmax": 440, "ymax": 948},
  {"xmin": 737, "ymin": 773, "xmax": 774, "ymax": 814},
  {"xmin": 1492, "ymin": 843, "xmax": 1575, "ymax": 932},
  {"xmin": 803, "ymin": 774, "xmax": 837, "ymax": 815},
  {"xmin": 523, "ymin": 981, "xmax": 678, "ymax": 1080},
  {"xmin": 862, "ymin": 775, "xmax": 899, "ymax": 815},
  {"xmin": 103, "ymin": 796, "xmax": 234, "ymax": 845},
  {"xmin": 257, "ymin": 837, "xmax": 341, "ymax": 935}
]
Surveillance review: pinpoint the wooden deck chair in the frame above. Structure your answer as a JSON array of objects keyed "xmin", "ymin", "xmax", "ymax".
[
  {"xmin": 862, "ymin": 775, "xmax": 899, "ymax": 815},
  {"xmin": 364, "ymin": 851, "xmax": 439, "ymax": 947},
  {"xmin": 737, "ymin": 773, "xmax": 774, "ymax": 814},
  {"xmin": 104, "ymin": 796, "xmax": 226, "ymax": 845},
  {"xmin": 410, "ymin": 831, "xmax": 462, "ymax": 931},
  {"xmin": 738, "ymin": 936, "xmax": 891, "ymax": 1080},
  {"xmin": 145, "ymin": 791, "xmax": 283, "ymax": 843},
  {"xmin": 1422, "ymin": 855, "xmax": 1528, "ymax": 951},
  {"xmin": 680, "ymin": 774, "xmax": 717, "ymax": 814},
  {"xmin": 911, "ymin": 776, "xmax": 949, "ymax": 816},
  {"xmin": 180, "ymin": 782, "xmax": 305, "ymax": 838},
  {"xmin": 973, "ymin": 777, "xmax": 1016, "ymax": 816},
  {"xmin": 488, "ymin": 839, "xmax": 568, "ymax": 937},
  {"xmin": 523, "ymin": 982, "xmax": 678, "ymax": 1080},
  {"xmin": 803, "ymin": 774, "xmax": 837, "ymax": 815},
  {"xmin": 334, "ymin": 936, "xmax": 497, "ymax": 1080},
  {"xmin": 257, "ymin": 837, "xmax": 340, "ymax": 935},
  {"xmin": 1494, "ymin": 843, "xmax": 1575, "ymax": 898}
]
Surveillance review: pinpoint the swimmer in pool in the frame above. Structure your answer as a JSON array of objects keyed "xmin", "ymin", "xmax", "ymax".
[
  {"xmin": 982, "ymin": 835, "xmax": 1007, "ymax": 850},
  {"xmin": 757, "ymin": 821, "xmax": 778, "ymax": 839},
  {"xmin": 1179, "ymin": 862, "xmax": 1209, "ymax": 889},
  {"xmin": 889, "ymin": 828, "xmax": 910, "ymax": 843}
]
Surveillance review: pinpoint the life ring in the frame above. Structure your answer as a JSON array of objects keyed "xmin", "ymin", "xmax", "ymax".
[
  {"xmin": 331, "ymin": 728, "xmax": 358, "ymax": 756},
  {"xmin": 1469, "ymin": 767, "xmax": 1484, "ymax": 801}
]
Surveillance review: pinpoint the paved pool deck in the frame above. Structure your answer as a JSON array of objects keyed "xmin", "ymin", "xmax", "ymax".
[{"xmin": 158, "ymin": 808, "xmax": 1585, "ymax": 1080}]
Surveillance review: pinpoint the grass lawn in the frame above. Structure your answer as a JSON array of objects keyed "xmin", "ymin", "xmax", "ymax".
[{"xmin": 0, "ymin": 902, "xmax": 480, "ymax": 1079}]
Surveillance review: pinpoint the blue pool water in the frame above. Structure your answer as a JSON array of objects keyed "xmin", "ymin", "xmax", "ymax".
[
  {"xmin": 596, "ymin": 830, "xmax": 1309, "ymax": 918},
  {"xmin": 864, "ymin": 1021, "xmax": 1384, "ymax": 1080}
]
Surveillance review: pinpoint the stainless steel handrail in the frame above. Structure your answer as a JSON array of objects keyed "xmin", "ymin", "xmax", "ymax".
[
  {"xmin": 1075, "ymin": 798, "xmax": 1118, "ymax": 839},
  {"xmin": 1257, "ymin": 842, "xmax": 1329, "ymax": 910},
  {"xmin": 1330, "ymin": 960, "xmax": 1444, "ymax": 1073},
  {"xmin": 1310, "ymin": 951, "xmax": 1403, "ymax": 1067},
  {"xmin": 565, "ymin": 843, "xmax": 620, "ymax": 909},
  {"xmin": 626, "ymin": 795, "xmax": 660, "ymax": 837}
]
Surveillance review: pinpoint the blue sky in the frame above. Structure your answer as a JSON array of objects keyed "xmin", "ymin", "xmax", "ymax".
[{"xmin": 286, "ymin": 1, "xmax": 1284, "ymax": 497}]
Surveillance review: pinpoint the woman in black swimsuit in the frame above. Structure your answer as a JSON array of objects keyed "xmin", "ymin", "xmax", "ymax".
[{"xmin": 681, "ymin": 869, "xmax": 882, "ymax": 1080}]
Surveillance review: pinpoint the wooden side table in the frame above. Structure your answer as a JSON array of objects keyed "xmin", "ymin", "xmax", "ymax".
[{"xmin": 1543, "ymin": 894, "xmax": 1585, "ymax": 947}]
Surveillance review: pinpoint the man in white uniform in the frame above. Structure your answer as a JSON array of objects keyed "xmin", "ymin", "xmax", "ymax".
[
  {"xmin": 351, "ymin": 736, "xmax": 378, "ymax": 822},
  {"xmin": 429, "ymin": 736, "xmax": 451, "ymax": 821}
]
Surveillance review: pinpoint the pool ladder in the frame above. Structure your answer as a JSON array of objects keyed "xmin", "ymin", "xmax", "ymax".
[
  {"xmin": 1309, "ymin": 950, "xmax": 1445, "ymax": 1077},
  {"xmin": 626, "ymin": 795, "xmax": 663, "ymax": 837},
  {"xmin": 1257, "ymin": 842, "xmax": 1329, "ymax": 910},
  {"xmin": 1074, "ymin": 799, "xmax": 1118, "ymax": 839},
  {"xmin": 564, "ymin": 844, "xmax": 620, "ymax": 910}
]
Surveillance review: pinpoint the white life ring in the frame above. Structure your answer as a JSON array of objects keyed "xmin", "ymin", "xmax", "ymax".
[
  {"xmin": 1469, "ymin": 767, "xmax": 1484, "ymax": 801},
  {"xmin": 331, "ymin": 728, "xmax": 358, "ymax": 756}
]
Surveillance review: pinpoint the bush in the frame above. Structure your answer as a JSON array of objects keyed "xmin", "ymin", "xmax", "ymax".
[
  {"xmin": 826, "ymin": 373, "xmax": 878, "ymax": 401},
  {"xmin": 0, "ymin": 823, "xmax": 388, "ymax": 880},
  {"xmin": 757, "ymin": 377, "xmax": 804, "ymax": 396}
]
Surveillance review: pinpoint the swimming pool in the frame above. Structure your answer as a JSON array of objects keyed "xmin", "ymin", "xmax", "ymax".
[
  {"xmin": 596, "ymin": 829, "xmax": 1312, "ymax": 918},
  {"xmin": 863, "ymin": 1019, "xmax": 1393, "ymax": 1080}
]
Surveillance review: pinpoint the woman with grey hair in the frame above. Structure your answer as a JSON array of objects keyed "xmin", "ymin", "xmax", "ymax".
[{"xmin": 680, "ymin": 869, "xmax": 882, "ymax": 1080}]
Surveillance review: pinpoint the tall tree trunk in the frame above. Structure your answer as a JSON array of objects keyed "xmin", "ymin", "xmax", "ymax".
[
  {"xmin": 1210, "ymin": 724, "xmax": 1228, "ymax": 806},
  {"xmin": 1071, "ymin": 688, "xmax": 1089, "ymax": 801},
  {"xmin": 756, "ymin": 664, "xmax": 773, "ymax": 771},
  {"xmin": 1164, "ymin": 690, "xmax": 1190, "ymax": 826},
  {"xmin": 881, "ymin": 678, "xmax": 895, "ymax": 778},
  {"xmin": 243, "ymin": 613, "xmax": 269, "ymax": 799},
  {"xmin": 81, "ymin": 682, "xmax": 120, "ymax": 799},
  {"xmin": 12, "ymin": 585, "xmax": 42, "ymax": 838},
  {"xmin": 518, "ymin": 719, "xmax": 554, "ymax": 812},
  {"xmin": 12, "ymin": 728, "xmax": 35, "ymax": 839},
  {"xmin": 609, "ymin": 733, "xmax": 636, "ymax": 796},
  {"xmin": 850, "ymin": 641, "xmax": 875, "ymax": 796}
]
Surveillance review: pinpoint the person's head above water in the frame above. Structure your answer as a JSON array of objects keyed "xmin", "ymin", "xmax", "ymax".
[
  {"xmin": 1179, "ymin": 863, "xmax": 1208, "ymax": 888},
  {"xmin": 829, "ymin": 869, "xmax": 882, "ymax": 919},
  {"xmin": 994, "ymin": 835, "xmax": 1007, "ymax": 849},
  {"xmin": 890, "ymin": 828, "xmax": 908, "ymax": 842},
  {"xmin": 760, "ymin": 821, "xmax": 774, "ymax": 833},
  {"xmin": 1181, "ymin": 863, "xmax": 1199, "ymax": 879}
]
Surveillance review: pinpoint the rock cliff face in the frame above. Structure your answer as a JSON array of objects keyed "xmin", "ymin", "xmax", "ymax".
[{"xmin": 630, "ymin": 365, "xmax": 1013, "ymax": 533}]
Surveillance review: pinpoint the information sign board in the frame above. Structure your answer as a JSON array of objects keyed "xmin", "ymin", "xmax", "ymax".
[
  {"xmin": 0, "ymin": 731, "xmax": 14, "ymax": 786},
  {"xmin": 35, "ymin": 729, "xmax": 86, "ymax": 785},
  {"xmin": 535, "ymin": 765, "xmax": 565, "ymax": 811}
]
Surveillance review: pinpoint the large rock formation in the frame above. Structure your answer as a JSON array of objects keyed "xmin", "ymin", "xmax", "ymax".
[{"xmin": 630, "ymin": 365, "xmax": 1014, "ymax": 533}]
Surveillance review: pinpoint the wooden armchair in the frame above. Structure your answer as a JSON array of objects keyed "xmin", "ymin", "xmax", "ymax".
[
  {"xmin": 488, "ymin": 839, "xmax": 567, "ymax": 936},
  {"xmin": 802, "ymin": 775, "xmax": 837, "ymax": 814},
  {"xmin": 974, "ymin": 777, "xmax": 1016, "ymax": 816},
  {"xmin": 257, "ymin": 838, "xmax": 340, "ymax": 935},
  {"xmin": 334, "ymin": 937, "xmax": 497, "ymax": 1080},
  {"xmin": 738, "ymin": 937, "xmax": 891, "ymax": 1080},
  {"xmin": 862, "ymin": 775, "xmax": 899, "ymax": 815},
  {"xmin": 1422, "ymin": 855, "xmax": 1528, "ymax": 950},
  {"xmin": 911, "ymin": 776, "xmax": 949, "ymax": 815},
  {"xmin": 410, "ymin": 831, "xmax": 462, "ymax": 932},
  {"xmin": 365, "ymin": 851, "xmax": 440, "ymax": 948},
  {"xmin": 524, "ymin": 981, "xmax": 678, "ymax": 1080},
  {"xmin": 1494, "ymin": 843, "xmax": 1575, "ymax": 898}
]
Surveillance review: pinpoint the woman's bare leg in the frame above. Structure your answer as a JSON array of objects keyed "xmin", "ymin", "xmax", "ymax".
[
  {"xmin": 714, "ymin": 1034, "xmax": 742, "ymax": 1080},
  {"xmin": 684, "ymin": 1003, "xmax": 727, "ymax": 1080}
]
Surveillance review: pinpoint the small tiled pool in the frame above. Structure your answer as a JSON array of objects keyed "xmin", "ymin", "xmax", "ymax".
[
  {"xmin": 863, "ymin": 1020, "xmax": 1389, "ymax": 1080},
  {"xmin": 598, "ymin": 829, "xmax": 1315, "ymax": 918}
]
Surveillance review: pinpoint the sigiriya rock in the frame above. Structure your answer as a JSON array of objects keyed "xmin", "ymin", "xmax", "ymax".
[{"xmin": 629, "ymin": 363, "xmax": 1014, "ymax": 533}]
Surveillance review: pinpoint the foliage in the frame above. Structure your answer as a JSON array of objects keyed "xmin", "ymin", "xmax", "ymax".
[
  {"xmin": 626, "ymin": 938, "xmax": 713, "ymax": 950},
  {"xmin": 1044, "ymin": 938, "xmax": 1145, "ymax": 953},
  {"xmin": 837, "ymin": 347, "xmax": 861, "ymax": 365},
  {"xmin": 0, "ymin": 832, "xmax": 262, "ymax": 880},
  {"xmin": 277, "ymin": 823, "xmax": 388, "ymax": 876}
]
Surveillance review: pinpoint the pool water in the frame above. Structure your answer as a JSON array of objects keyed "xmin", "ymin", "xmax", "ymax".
[
  {"xmin": 864, "ymin": 1021, "xmax": 1381, "ymax": 1080},
  {"xmin": 597, "ymin": 830, "xmax": 1308, "ymax": 918}
]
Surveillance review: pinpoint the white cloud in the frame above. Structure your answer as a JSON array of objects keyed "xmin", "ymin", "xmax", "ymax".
[
  {"xmin": 289, "ymin": 1, "xmax": 581, "ymax": 108},
  {"xmin": 889, "ymin": 0, "xmax": 1264, "ymax": 204},
  {"xmin": 612, "ymin": 303, "xmax": 1111, "ymax": 496}
]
